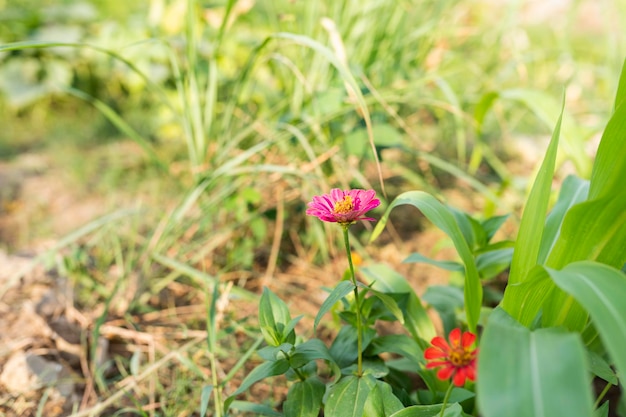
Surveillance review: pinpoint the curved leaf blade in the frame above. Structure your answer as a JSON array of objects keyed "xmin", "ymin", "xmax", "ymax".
[
  {"xmin": 369, "ymin": 191, "xmax": 481, "ymax": 332},
  {"xmin": 314, "ymin": 281, "xmax": 355, "ymax": 331}
]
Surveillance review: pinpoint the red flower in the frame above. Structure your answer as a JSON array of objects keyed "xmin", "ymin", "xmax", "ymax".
[
  {"xmin": 306, "ymin": 189, "xmax": 380, "ymax": 226},
  {"xmin": 424, "ymin": 328, "xmax": 478, "ymax": 387}
]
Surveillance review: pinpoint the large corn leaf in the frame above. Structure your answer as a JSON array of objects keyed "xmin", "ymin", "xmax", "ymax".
[
  {"xmin": 477, "ymin": 308, "xmax": 593, "ymax": 417},
  {"xmin": 548, "ymin": 262, "xmax": 626, "ymax": 391}
]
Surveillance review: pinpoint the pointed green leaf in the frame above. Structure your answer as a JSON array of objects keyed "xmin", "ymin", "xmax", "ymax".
[
  {"xmin": 283, "ymin": 378, "xmax": 325, "ymax": 417},
  {"xmin": 403, "ymin": 253, "xmax": 464, "ymax": 272},
  {"xmin": 589, "ymin": 83, "xmax": 626, "ymax": 200},
  {"xmin": 508, "ymin": 102, "xmax": 563, "ymax": 285},
  {"xmin": 230, "ymin": 358, "xmax": 290, "ymax": 398},
  {"xmin": 259, "ymin": 287, "xmax": 294, "ymax": 346},
  {"xmin": 363, "ymin": 380, "xmax": 404, "ymax": 417},
  {"xmin": 537, "ymin": 175, "xmax": 589, "ymax": 264},
  {"xmin": 358, "ymin": 283, "xmax": 405, "ymax": 324},
  {"xmin": 200, "ymin": 385, "xmax": 213, "ymax": 417},
  {"xmin": 369, "ymin": 192, "xmax": 481, "ymax": 332},
  {"xmin": 613, "ymin": 57, "xmax": 626, "ymax": 111},
  {"xmin": 389, "ymin": 403, "xmax": 465, "ymax": 417},
  {"xmin": 325, "ymin": 375, "xmax": 374, "ymax": 417},
  {"xmin": 477, "ymin": 308, "xmax": 594, "ymax": 417},
  {"xmin": 501, "ymin": 265, "xmax": 554, "ymax": 327},
  {"xmin": 360, "ymin": 263, "xmax": 436, "ymax": 342},
  {"xmin": 314, "ymin": 281, "xmax": 355, "ymax": 331},
  {"xmin": 229, "ymin": 400, "xmax": 283, "ymax": 417}
]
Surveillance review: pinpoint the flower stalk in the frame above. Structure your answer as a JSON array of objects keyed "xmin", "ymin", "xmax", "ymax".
[{"xmin": 342, "ymin": 226, "xmax": 363, "ymax": 376}]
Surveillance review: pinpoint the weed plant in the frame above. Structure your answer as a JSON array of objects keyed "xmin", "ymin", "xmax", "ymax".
[{"xmin": 0, "ymin": 0, "xmax": 625, "ymax": 415}]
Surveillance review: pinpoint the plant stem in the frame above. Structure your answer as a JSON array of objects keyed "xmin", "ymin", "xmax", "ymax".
[
  {"xmin": 342, "ymin": 226, "xmax": 363, "ymax": 376},
  {"xmin": 593, "ymin": 380, "xmax": 613, "ymax": 409},
  {"xmin": 439, "ymin": 383, "xmax": 454, "ymax": 417}
]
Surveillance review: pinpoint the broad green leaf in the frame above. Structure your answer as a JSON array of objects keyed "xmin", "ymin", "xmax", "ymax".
[
  {"xmin": 537, "ymin": 175, "xmax": 589, "ymax": 264},
  {"xmin": 548, "ymin": 262, "xmax": 626, "ymax": 389},
  {"xmin": 324, "ymin": 375, "xmax": 374, "ymax": 417},
  {"xmin": 329, "ymin": 325, "xmax": 377, "ymax": 369},
  {"xmin": 403, "ymin": 253, "xmax": 464, "ymax": 272},
  {"xmin": 360, "ymin": 263, "xmax": 436, "ymax": 342},
  {"xmin": 259, "ymin": 287, "xmax": 294, "ymax": 346},
  {"xmin": 508, "ymin": 102, "xmax": 563, "ymax": 286},
  {"xmin": 314, "ymin": 281, "xmax": 355, "ymax": 331},
  {"xmin": 230, "ymin": 358, "xmax": 290, "ymax": 398},
  {"xmin": 477, "ymin": 308, "xmax": 594, "ymax": 417},
  {"xmin": 363, "ymin": 380, "xmax": 404, "ymax": 417},
  {"xmin": 369, "ymin": 192, "xmax": 481, "ymax": 332},
  {"xmin": 283, "ymin": 378, "xmax": 325, "ymax": 417}
]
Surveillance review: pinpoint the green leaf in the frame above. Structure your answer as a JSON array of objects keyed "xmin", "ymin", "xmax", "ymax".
[
  {"xmin": 367, "ymin": 334, "xmax": 424, "ymax": 367},
  {"xmin": 230, "ymin": 358, "xmax": 290, "ymax": 398},
  {"xmin": 360, "ymin": 263, "xmax": 436, "ymax": 342},
  {"xmin": 537, "ymin": 175, "xmax": 589, "ymax": 264},
  {"xmin": 548, "ymin": 262, "xmax": 626, "ymax": 389},
  {"xmin": 229, "ymin": 400, "xmax": 283, "ymax": 417},
  {"xmin": 283, "ymin": 378, "xmax": 325, "ymax": 417},
  {"xmin": 476, "ymin": 248, "xmax": 513, "ymax": 280},
  {"xmin": 594, "ymin": 401, "xmax": 609, "ymax": 417},
  {"xmin": 590, "ymin": 78, "xmax": 626, "ymax": 200},
  {"xmin": 289, "ymin": 339, "xmax": 339, "ymax": 378},
  {"xmin": 613, "ymin": 57, "xmax": 626, "ymax": 111},
  {"xmin": 363, "ymin": 380, "xmax": 404, "ymax": 417},
  {"xmin": 199, "ymin": 385, "xmax": 213, "ymax": 417},
  {"xmin": 324, "ymin": 375, "xmax": 374, "ymax": 417},
  {"xmin": 314, "ymin": 281, "xmax": 355, "ymax": 331},
  {"xmin": 389, "ymin": 403, "xmax": 465, "ymax": 417},
  {"xmin": 501, "ymin": 265, "xmax": 554, "ymax": 327},
  {"xmin": 508, "ymin": 101, "xmax": 563, "ymax": 286},
  {"xmin": 481, "ymin": 214, "xmax": 510, "ymax": 242},
  {"xmin": 477, "ymin": 308, "xmax": 594, "ymax": 417},
  {"xmin": 587, "ymin": 350, "xmax": 618, "ymax": 385},
  {"xmin": 422, "ymin": 285, "xmax": 464, "ymax": 335},
  {"xmin": 358, "ymin": 283, "xmax": 405, "ymax": 324},
  {"xmin": 369, "ymin": 192, "xmax": 482, "ymax": 332},
  {"xmin": 403, "ymin": 253, "xmax": 464, "ymax": 272},
  {"xmin": 259, "ymin": 287, "xmax": 294, "ymax": 346}
]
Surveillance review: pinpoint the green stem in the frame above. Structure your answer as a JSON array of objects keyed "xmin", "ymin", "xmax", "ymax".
[
  {"xmin": 342, "ymin": 226, "xmax": 363, "ymax": 376},
  {"xmin": 593, "ymin": 380, "xmax": 613, "ymax": 409},
  {"xmin": 439, "ymin": 383, "xmax": 454, "ymax": 417}
]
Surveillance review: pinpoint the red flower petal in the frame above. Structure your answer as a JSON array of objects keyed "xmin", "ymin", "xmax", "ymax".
[
  {"xmin": 452, "ymin": 368, "xmax": 467, "ymax": 386},
  {"xmin": 437, "ymin": 365, "xmax": 455, "ymax": 380},
  {"xmin": 424, "ymin": 347, "xmax": 447, "ymax": 359},
  {"xmin": 448, "ymin": 328, "xmax": 461, "ymax": 348},
  {"xmin": 430, "ymin": 336, "xmax": 450, "ymax": 352},
  {"xmin": 461, "ymin": 331, "xmax": 476, "ymax": 348}
]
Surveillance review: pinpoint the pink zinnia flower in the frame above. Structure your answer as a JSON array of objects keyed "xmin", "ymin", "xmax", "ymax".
[
  {"xmin": 424, "ymin": 328, "xmax": 478, "ymax": 387},
  {"xmin": 306, "ymin": 189, "xmax": 380, "ymax": 226}
]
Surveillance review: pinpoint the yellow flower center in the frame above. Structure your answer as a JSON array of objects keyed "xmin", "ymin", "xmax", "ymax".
[
  {"xmin": 333, "ymin": 196, "xmax": 354, "ymax": 215},
  {"xmin": 449, "ymin": 348, "xmax": 473, "ymax": 367}
]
